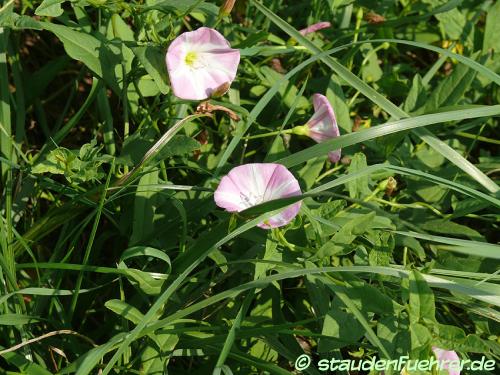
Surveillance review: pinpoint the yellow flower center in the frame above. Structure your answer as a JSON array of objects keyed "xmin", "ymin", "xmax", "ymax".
[{"xmin": 184, "ymin": 51, "xmax": 198, "ymax": 67}]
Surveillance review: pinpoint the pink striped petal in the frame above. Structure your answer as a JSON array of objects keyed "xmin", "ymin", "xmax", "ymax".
[
  {"xmin": 214, "ymin": 163, "xmax": 302, "ymax": 229},
  {"xmin": 432, "ymin": 347, "xmax": 461, "ymax": 375},
  {"xmin": 166, "ymin": 27, "xmax": 240, "ymax": 100},
  {"xmin": 299, "ymin": 22, "xmax": 331, "ymax": 36},
  {"xmin": 306, "ymin": 94, "xmax": 341, "ymax": 162}
]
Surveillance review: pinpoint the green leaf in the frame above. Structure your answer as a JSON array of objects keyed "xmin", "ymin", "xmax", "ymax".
[
  {"xmin": 326, "ymin": 74, "xmax": 352, "ymax": 133},
  {"xmin": 259, "ymin": 66, "xmax": 308, "ymax": 109},
  {"xmin": 131, "ymin": 45, "xmax": 170, "ymax": 95},
  {"xmin": 154, "ymin": 135, "xmax": 201, "ymax": 161},
  {"xmin": 409, "ymin": 270, "xmax": 436, "ymax": 325},
  {"xmin": 360, "ymin": 43, "xmax": 383, "ymax": 83},
  {"xmin": 368, "ymin": 231, "xmax": 394, "ymax": 267},
  {"xmin": 435, "ymin": 8, "xmax": 469, "ymax": 42},
  {"xmin": 141, "ymin": 0, "xmax": 219, "ymax": 17},
  {"xmin": 484, "ymin": 2, "xmax": 500, "ymax": 53},
  {"xmin": 105, "ymin": 300, "xmax": 144, "ymax": 325},
  {"xmin": 130, "ymin": 169, "xmax": 160, "ymax": 245},
  {"xmin": 35, "ymin": 0, "xmax": 65, "ymax": 17},
  {"xmin": 410, "ymin": 323, "xmax": 431, "ymax": 351},
  {"xmin": 403, "ymin": 74, "xmax": 427, "ymax": 113},
  {"xmin": 120, "ymin": 246, "xmax": 171, "ymax": 270},
  {"xmin": 347, "ymin": 153, "xmax": 371, "ymax": 199},
  {"xmin": 416, "ymin": 53, "xmax": 482, "ymax": 114},
  {"xmin": 319, "ymin": 305, "xmax": 364, "ymax": 351},
  {"xmin": 316, "ymin": 212, "xmax": 376, "ymax": 258},
  {"xmin": 0, "ymin": 313, "xmax": 42, "ymax": 325},
  {"xmin": 31, "ymin": 147, "xmax": 75, "ymax": 175},
  {"xmin": 394, "ymin": 231, "xmax": 500, "ymax": 259},
  {"xmin": 0, "ymin": 346, "xmax": 53, "ymax": 375}
]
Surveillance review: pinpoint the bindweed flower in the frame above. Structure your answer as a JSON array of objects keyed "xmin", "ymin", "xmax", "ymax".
[
  {"xmin": 214, "ymin": 163, "xmax": 302, "ymax": 229},
  {"xmin": 166, "ymin": 27, "xmax": 240, "ymax": 100},
  {"xmin": 299, "ymin": 21, "xmax": 331, "ymax": 36},
  {"xmin": 294, "ymin": 94, "xmax": 341, "ymax": 163},
  {"xmin": 432, "ymin": 347, "xmax": 461, "ymax": 375}
]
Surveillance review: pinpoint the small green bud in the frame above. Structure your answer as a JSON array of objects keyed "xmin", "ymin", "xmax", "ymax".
[{"xmin": 292, "ymin": 125, "xmax": 310, "ymax": 136}]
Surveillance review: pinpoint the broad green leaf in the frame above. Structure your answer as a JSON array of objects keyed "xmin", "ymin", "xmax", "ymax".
[
  {"xmin": 154, "ymin": 135, "xmax": 201, "ymax": 161},
  {"xmin": 409, "ymin": 270, "xmax": 436, "ymax": 324},
  {"xmin": 105, "ymin": 300, "xmax": 144, "ymax": 325},
  {"xmin": 315, "ymin": 212, "xmax": 376, "ymax": 258},
  {"xmin": 410, "ymin": 323, "xmax": 431, "ymax": 351},
  {"xmin": 347, "ymin": 152, "xmax": 371, "ymax": 199},
  {"xmin": 416, "ymin": 53, "xmax": 482, "ymax": 114},
  {"xmin": 260, "ymin": 66, "xmax": 308, "ymax": 110},
  {"xmin": 404, "ymin": 74, "xmax": 427, "ymax": 113},
  {"xmin": 41, "ymin": 22, "xmax": 121, "ymax": 93},
  {"xmin": 326, "ymin": 74, "xmax": 352, "ymax": 133},
  {"xmin": 319, "ymin": 305, "xmax": 364, "ymax": 351},
  {"xmin": 35, "ymin": 0, "xmax": 65, "ymax": 17},
  {"xmin": 360, "ymin": 43, "xmax": 383, "ymax": 83},
  {"xmin": 131, "ymin": 45, "xmax": 170, "ymax": 95}
]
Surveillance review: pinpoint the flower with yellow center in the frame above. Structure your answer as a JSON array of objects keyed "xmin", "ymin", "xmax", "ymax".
[{"xmin": 166, "ymin": 27, "xmax": 240, "ymax": 100}]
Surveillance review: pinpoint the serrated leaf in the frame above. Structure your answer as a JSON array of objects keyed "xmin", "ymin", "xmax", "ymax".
[{"xmin": 31, "ymin": 148, "xmax": 75, "ymax": 175}]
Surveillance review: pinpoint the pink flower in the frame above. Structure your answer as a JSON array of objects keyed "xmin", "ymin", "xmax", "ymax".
[
  {"xmin": 302, "ymin": 94, "xmax": 341, "ymax": 163},
  {"xmin": 432, "ymin": 347, "xmax": 460, "ymax": 375},
  {"xmin": 299, "ymin": 22, "xmax": 331, "ymax": 36},
  {"xmin": 214, "ymin": 163, "xmax": 302, "ymax": 229},
  {"xmin": 166, "ymin": 27, "xmax": 240, "ymax": 100}
]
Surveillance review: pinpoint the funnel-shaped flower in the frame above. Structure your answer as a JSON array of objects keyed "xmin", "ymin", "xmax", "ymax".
[
  {"xmin": 166, "ymin": 27, "xmax": 240, "ymax": 100},
  {"xmin": 299, "ymin": 22, "xmax": 331, "ymax": 36},
  {"xmin": 303, "ymin": 94, "xmax": 341, "ymax": 163},
  {"xmin": 214, "ymin": 163, "xmax": 302, "ymax": 229},
  {"xmin": 432, "ymin": 347, "xmax": 460, "ymax": 375}
]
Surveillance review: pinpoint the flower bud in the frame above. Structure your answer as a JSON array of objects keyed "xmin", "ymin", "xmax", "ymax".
[
  {"xmin": 219, "ymin": 0, "xmax": 236, "ymax": 17},
  {"xmin": 292, "ymin": 125, "xmax": 310, "ymax": 136}
]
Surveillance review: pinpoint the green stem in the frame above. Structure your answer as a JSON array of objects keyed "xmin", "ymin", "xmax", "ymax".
[
  {"xmin": 456, "ymin": 131, "xmax": 500, "ymax": 145},
  {"xmin": 243, "ymin": 128, "xmax": 294, "ymax": 140}
]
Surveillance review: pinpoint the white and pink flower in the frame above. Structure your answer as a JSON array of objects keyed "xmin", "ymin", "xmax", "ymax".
[
  {"xmin": 432, "ymin": 347, "xmax": 461, "ymax": 375},
  {"xmin": 214, "ymin": 163, "xmax": 302, "ymax": 229},
  {"xmin": 297, "ymin": 94, "xmax": 341, "ymax": 163},
  {"xmin": 166, "ymin": 27, "xmax": 240, "ymax": 100}
]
